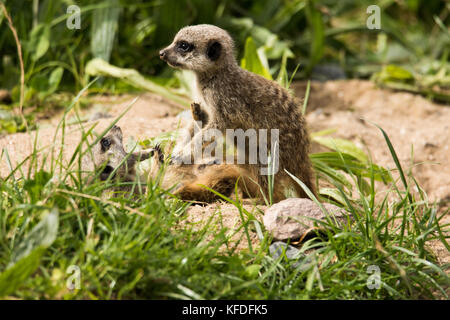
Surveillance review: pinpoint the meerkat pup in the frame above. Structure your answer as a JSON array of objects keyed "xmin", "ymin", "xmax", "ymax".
[
  {"xmin": 81, "ymin": 124, "xmax": 241, "ymax": 202},
  {"xmin": 82, "ymin": 125, "xmax": 153, "ymax": 190},
  {"xmin": 159, "ymin": 24, "xmax": 315, "ymax": 202}
]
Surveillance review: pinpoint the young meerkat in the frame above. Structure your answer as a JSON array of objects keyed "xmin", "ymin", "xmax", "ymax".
[
  {"xmin": 159, "ymin": 24, "xmax": 315, "ymax": 202},
  {"xmin": 82, "ymin": 125, "xmax": 153, "ymax": 189},
  {"xmin": 84, "ymin": 125, "xmax": 240, "ymax": 202}
]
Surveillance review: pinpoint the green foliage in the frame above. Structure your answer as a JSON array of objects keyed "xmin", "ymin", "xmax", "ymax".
[
  {"xmin": 28, "ymin": 23, "xmax": 51, "ymax": 62},
  {"xmin": 0, "ymin": 209, "xmax": 58, "ymax": 297},
  {"xmin": 313, "ymin": 137, "xmax": 368, "ymax": 163},
  {"xmin": 1, "ymin": 0, "xmax": 448, "ymax": 108},
  {"xmin": 29, "ymin": 66, "xmax": 64, "ymax": 101},
  {"xmin": 0, "ymin": 107, "xmax": 33, "ymax": 134},
  {"xmin": 0, "ymin": 83, "xmax": 446, "ymax": 300},
  {"xmin": 304, "ymin": 0, "xmax": 325, "ymax": 74},
  {"xmin": 240, "ymin": 37, "xmax": 272, "ymax": 80},
  {"xmin": 90, "ymin": 0, "xmax": 120, "ymax": 62},
  {"xmin": 372, "ymin": 63, "xmax": 450, "ymax": 103},
  {"xmin": 0, "ymin": 248, "xmax": 46, "ymax": 298},
  {"xmin": 85, "ymin": 58, "xmax": 190, "ymax": 107}
]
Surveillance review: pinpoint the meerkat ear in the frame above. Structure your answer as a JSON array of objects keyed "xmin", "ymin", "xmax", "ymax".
[
  {"xmin": 111, "ymin": 125, "xmax": 123, "ymax": 140},
  {"xmin": 206, "ymin": 41, "xmax": 222, "ymax": 61}
]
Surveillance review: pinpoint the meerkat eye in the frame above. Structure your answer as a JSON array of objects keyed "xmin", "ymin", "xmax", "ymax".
[
  {"xmin": 101, "ymin": 137, "xmax": 111, "ymax": 151},
  {"xmin": 176, "ymin": 41, "xmax": 193, "ymax": 53}
]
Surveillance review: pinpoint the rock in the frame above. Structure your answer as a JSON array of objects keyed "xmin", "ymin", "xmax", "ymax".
[
  {"xmin": 89, "ymin": 112, "xmax": 113, "ymax": 121},
  {"xmin": 263, "ymin": 198, "xmax": 349, "ymax": 241},
  {"xmin": 182, "ymin": 202, "xmax": 267, "ymax": 253},
  {"xmin": 269, "ymin": 241, "xmax": 312, "ymax": 271}
]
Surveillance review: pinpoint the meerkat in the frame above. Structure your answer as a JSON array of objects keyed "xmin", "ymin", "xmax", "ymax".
[
  {"xmin": 82, "ymin": 125, "xmax": 154, "ymax": 189},
  {"xmin": 150, "ymin": 145, "xmax": 245, "ymax": 203},
  {"xmin": 83, "ymin": 125, "xmax": 239, "ymax": 202},
  {"xmin": 150, "ymin": 102, "xmax": 257, "ymax": 203},
  {"xmin": 159, "ymin": 24, "xmax": 316, "ymax": 202}
]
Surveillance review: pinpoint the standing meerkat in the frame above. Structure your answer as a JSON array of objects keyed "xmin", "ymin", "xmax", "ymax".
[{"xmin": 159, "ymin": 24, "xmax": 315, "ymax": 202}]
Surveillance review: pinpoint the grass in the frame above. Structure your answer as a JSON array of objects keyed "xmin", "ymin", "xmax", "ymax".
[{"xmin": 0, "ymin": 86, "xmax": 448, "ymax": 299}]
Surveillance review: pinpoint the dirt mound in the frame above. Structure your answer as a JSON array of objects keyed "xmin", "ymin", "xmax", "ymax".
[{"xmin": 294, "ymin": 80, "xmax": 449, "ymax": 265}]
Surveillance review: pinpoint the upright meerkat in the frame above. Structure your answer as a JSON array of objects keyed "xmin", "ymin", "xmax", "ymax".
[{"xmin": 160, "ymin": 24, "xmax": 315, "ymax": 202}]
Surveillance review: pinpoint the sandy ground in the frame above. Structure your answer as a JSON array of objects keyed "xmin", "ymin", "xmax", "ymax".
[{"xmin": 0, "ymin": 80, "xmax": 448, "ymax": 262}]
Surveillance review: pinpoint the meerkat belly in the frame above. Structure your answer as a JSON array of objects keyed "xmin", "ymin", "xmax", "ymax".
[{"xmin": 194, "ymin": 77, "xmax": 215, "ymax": 123}]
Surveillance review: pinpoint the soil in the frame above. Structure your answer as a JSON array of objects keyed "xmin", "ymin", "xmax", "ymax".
[{"xmin": 0, "ymin": 80, "xmax": 448, "ymax": 263}]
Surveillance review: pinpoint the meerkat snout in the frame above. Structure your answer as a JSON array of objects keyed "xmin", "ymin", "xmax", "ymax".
[{"xmin": 100, "ymin": 165, "xmax": 115, "ymax": 181}]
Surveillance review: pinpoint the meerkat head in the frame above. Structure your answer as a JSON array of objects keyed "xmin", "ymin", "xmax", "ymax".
[
  {"xmin": 159, "ymin": 24, "xmax": 236, "ymax": 73},
  {"xmin": 91, "ymin": 125, "xmax": 154, "ymax": 182},
  {"xmin": 92, "ymin": 125, "xmax": 128, "ymax": 181}
]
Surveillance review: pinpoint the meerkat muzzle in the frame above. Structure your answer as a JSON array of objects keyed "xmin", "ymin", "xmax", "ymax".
[
  {"xmin": 100, "ymin": 165, "xmax": 115, "ymax": 181},
  {"xmin": 159, "ymin": 48, "xmax": 183, "ymax": 68}
]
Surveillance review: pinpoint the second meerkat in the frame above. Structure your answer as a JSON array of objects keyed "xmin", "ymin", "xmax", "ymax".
[{"xmin": 160, "ymin": 24, "xmax": 315, "ymax": 202}]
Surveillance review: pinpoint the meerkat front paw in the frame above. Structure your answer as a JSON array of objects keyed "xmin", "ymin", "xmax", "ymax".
[
  {"xmin": 131, "ymin": 144, "xmax": 163, "ymax": 163},
  {"xmin": 190, "ymin": 102, "xmax": 201, "ymax": 121},
  {"xmin": 151, "ymin": 144, "xmax": 164, "ymax": 163},
  {"xmin": 190, "ymin": 102, "xmax": 209, "ymax": 125}
]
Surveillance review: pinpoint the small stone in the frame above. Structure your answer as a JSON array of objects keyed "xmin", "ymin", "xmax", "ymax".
[
  {"xmin": 0, "ymin": 89, "xmax": 11, "ymax": 103},
  {"xmin": 269, "ymin": 241, "xmax": 312, "ymax": 271},
  {"xmin": 89, "ymin": 112, "xmax": 112, "ymax": 121},
  {"xmin": 269, "ymin": 241, "xmax": 300, "ymax": 260},
  {"xmin": 263, "ymin": 198, "xmax": 349, "ymax": 241},
  {"xmin": 424, "ymin": 142, "xmax": 437, "ymax": 149}
]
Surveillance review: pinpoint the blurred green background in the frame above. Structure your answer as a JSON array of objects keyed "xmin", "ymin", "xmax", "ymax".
[{"xmin": 0, "ymin": 0, "xmax": 449, "ymax": 132}]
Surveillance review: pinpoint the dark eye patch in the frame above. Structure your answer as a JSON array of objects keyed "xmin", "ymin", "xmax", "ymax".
[
  {"xmin": 176, "ymin": 41, "xmax": 194, "ymax": 53},
  {"xmin": 100, "ymin": 137, "xmax": 111, "ymax": 151}
]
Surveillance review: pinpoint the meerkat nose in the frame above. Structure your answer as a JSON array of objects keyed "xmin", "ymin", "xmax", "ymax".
[{"xmin": 159, "ymin": 50, "xmax": 166, "ymax": 59}]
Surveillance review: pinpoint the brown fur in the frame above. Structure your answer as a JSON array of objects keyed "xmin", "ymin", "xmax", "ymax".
[
  {"xmin": 160, "ymin": 24, "xmax": 316, "ymax": 202},
  {"xmin": 150, "ymin": 146, "xmax": 245, "ymax": 203}
]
